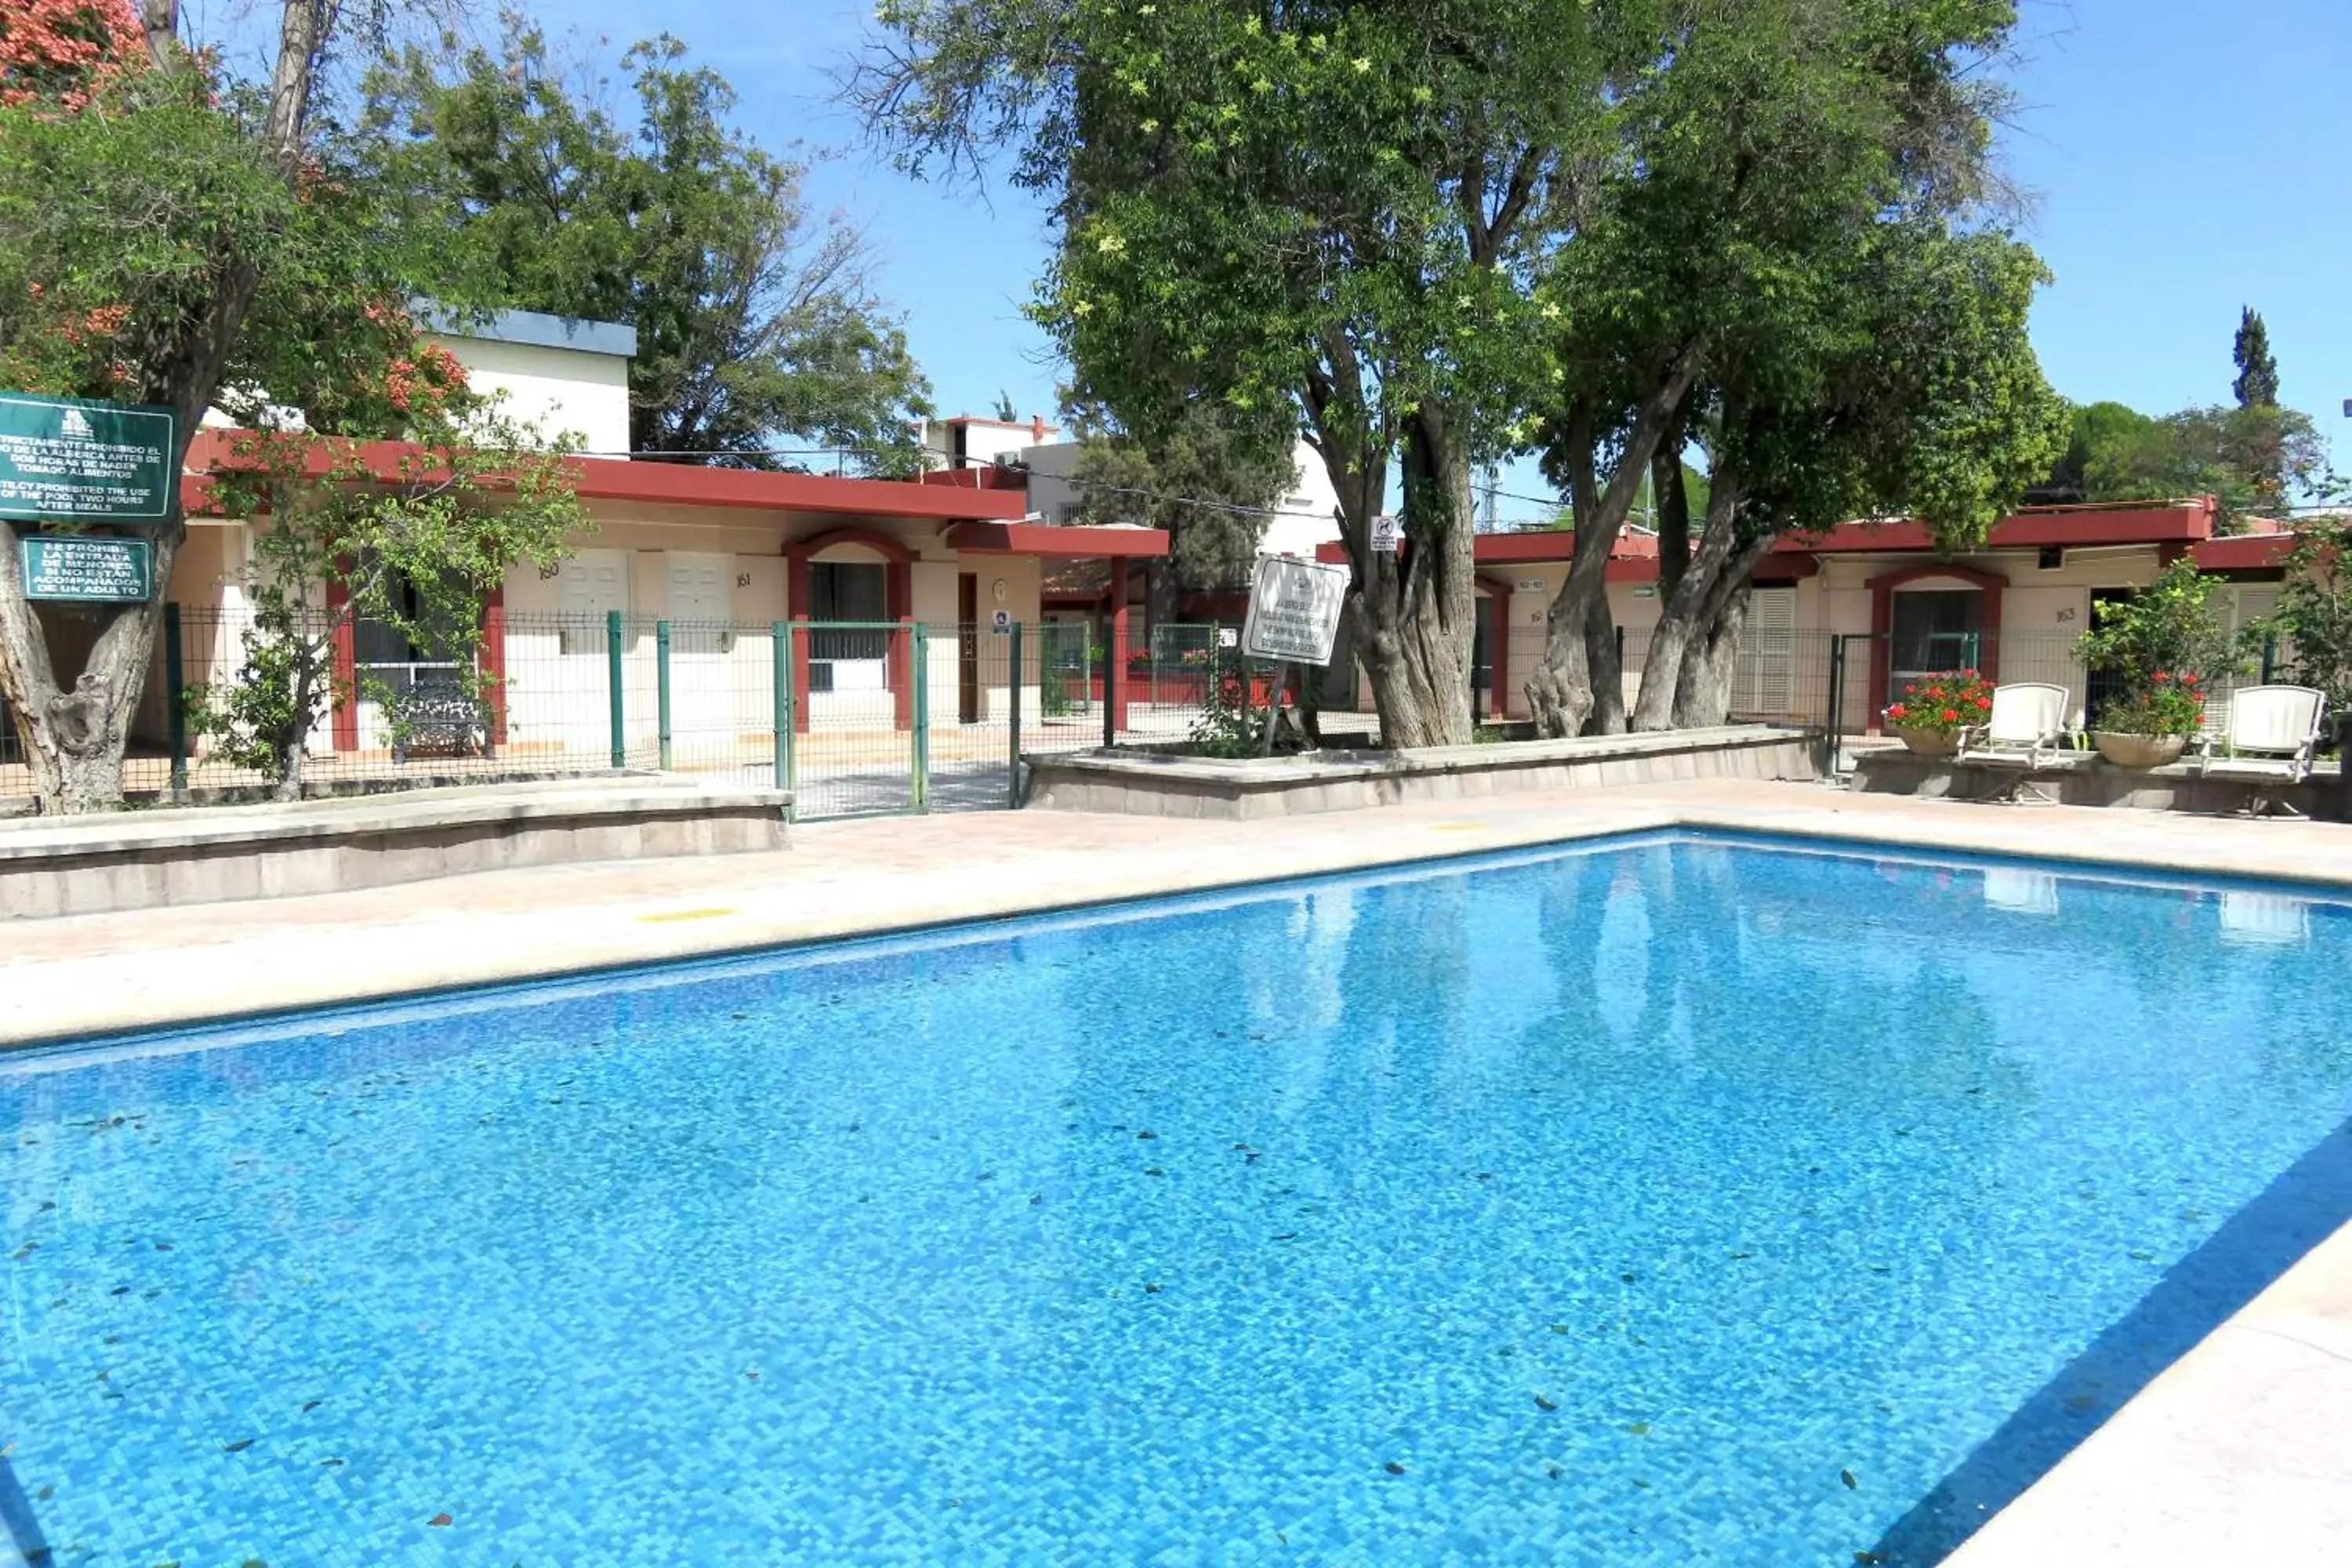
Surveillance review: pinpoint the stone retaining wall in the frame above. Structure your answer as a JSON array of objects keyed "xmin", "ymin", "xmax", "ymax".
[
  {"xmin": 1025, "ymin": 726, "xmax": 1819, "ymax": 819},
  {"xmin": 1849, "ymin": 747, "xmax": 2347, "ymax": 818},
  {"xmin": 0, "ymin": 779, "xmax": 790, "ymax": 919}
]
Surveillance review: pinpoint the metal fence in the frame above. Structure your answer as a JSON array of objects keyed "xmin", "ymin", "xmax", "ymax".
[{"xmin": 0, "ymin": 608, "xmax": 1261, "ymax": 819}]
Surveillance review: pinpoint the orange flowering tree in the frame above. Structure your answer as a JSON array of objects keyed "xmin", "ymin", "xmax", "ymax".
[
  {"xmin": 0, "ymin": 0, "xmax": 572, "ymax": 811},
  {"xmin": 0, "ymin": 0, "xmax": 143, "ymax": 111}
]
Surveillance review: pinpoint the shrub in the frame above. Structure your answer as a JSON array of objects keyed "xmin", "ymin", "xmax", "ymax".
[{"xmin": 2092, "ymin": 671, "xmax": 2205, "ymax": 737}]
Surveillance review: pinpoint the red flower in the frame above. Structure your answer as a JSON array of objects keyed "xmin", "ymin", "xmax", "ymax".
[
  {"xmin": 1904, "ymin": 684, "xmax": 1917, "ymax": 695},
  {"xmin": 1976, "ymin": 695, "xmax": 1993, "ymax": 709},
  {"xmin": 2183, "ymin": 673, "xmax": 2201, "ymax": 685},
  {"xmin": 1940, "ymin": 708, "xmax": 1958, "ymax": 723},
  {"xmin": 2153, "ymin": 670, "xmax": 2170, "ymax": 682},
  {"xmin": 1888, "ymin": 703, "xmax": 1908, "ymax": 720}
]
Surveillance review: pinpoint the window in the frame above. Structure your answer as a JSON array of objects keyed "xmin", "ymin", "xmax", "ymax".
[
  {"xmin": 1889, "ymin": 590, "xmax": 1982, "ymax": 681},
  {"xmin": 808, "ymin": 561, "xmax": 887, "ymax": 689},
  {"xmin": 354, "ymin": 569, "xmax": 469, "ymax": 694}
]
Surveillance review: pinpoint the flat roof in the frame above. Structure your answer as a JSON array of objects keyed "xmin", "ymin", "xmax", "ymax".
[{"xmin": 416, "ymin": 303, "xmax": 639, "ymax": 360}]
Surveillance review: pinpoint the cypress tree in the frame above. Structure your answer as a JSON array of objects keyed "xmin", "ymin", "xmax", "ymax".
[{"xmin": 2233, "ymin": 307, "xmax": 2280, "ymax": 408}]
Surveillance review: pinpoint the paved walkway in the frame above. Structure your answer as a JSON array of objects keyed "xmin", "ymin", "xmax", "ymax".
[{"xmin": 10, "ymin": 778, "xmax": 2352, "ymax": 1566}]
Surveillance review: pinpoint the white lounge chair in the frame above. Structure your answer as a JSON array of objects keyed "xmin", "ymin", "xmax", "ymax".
[
  {"xmin": 1956, "ymin": 682, "xmax": 2076, "ymax": 804},
  {"xmin": 2198, "ymin": 684, "xmax": 2327, "ymax": 816}
]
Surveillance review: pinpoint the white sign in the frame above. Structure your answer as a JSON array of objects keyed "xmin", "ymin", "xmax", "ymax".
[
  {"xmin": 1218, "ymin": 626, "xmax": 1240, "ymax": 648},
  {"xmin": 1241, "ymin": 554, "xmax": 1349, "ymax": 666},
  {"xmin": 1514, "ymin": 577, "xmax": 1546, "ymax": 593},
  {"xmin": 989, "ymin": 608, "xmax": 1012, "ymax": 634},
  {"xmin": 1369, "ymin": 514, "xmax": 1403, "ymax": 554}
]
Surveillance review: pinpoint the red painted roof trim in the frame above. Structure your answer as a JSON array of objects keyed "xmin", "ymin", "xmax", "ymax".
[
  {"xmin": 182, "ymin": 428, "xmax": 1030, "ymax": 523},
  {"xmin": 2191, "ymin": 534, "xmax": 2294, "ymax": 571},
  {"xmin": 945, "ymin": 521, "xmax": 1169, "ymax": 558}
]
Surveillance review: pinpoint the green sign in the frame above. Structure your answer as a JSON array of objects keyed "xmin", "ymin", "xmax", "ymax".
[
  {"xmin": 20, "ymin": 533, "xmax": 152, "ymax": 602},
  {"xmin": 0, "ymin": 393, "xmax": 177, "ymax": 522}
]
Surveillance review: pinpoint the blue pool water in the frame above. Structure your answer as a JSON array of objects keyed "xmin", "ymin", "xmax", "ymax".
[{"xmin": 8, "ymin": 833, "xmax": 2352, "ymax": 1566}]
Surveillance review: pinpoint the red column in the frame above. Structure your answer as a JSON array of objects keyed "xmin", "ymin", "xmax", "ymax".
[
  {"xmin": 887, "ymin": 561, "xmax": 914, "ymax": 731},
  {"xmin": 786, "ymin": 554, "xmax": 812, "ymax": 735},
  {"xmin": 479, "ymin": 581, "xmax": 507, "ymax": 747},
  {"xmin": 326, "ymin": 573, "xmax": 358, "ymax": 752},
  {"xmin": 1108, "ymin": 557, "xmax": 1130, "ymax": 735}
]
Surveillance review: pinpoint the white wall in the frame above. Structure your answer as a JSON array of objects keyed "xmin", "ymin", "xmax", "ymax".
[
  {"xmin": 433, "ymin": 335, "xmax": 632, "ymax": 456},
  {"xmin": 1022, "ymin": 437, "xmax": 1342, "ymax": 561}
]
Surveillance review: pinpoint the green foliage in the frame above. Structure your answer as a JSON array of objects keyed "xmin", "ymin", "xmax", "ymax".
[
  {"xmin": 2263, "ymin": 511, "xmax": 2352, "ymax": 715},
  {"xmin": 2233, "ymin": 307, "xmax": 2279, "ymax": 408},
  {"xmin": 2074, "ymin": 557, "xmax": 2250, "ymax": 692},
  {"xmin": 359, "ymin": 24, "xmax": 932, "ymax": 473},
  {"xmin": 1184, "ymin": 654, "xmax": 1279, "ymax": 758},
  {"xmin": 2083, "ymin": 404, "xmax": 2325, "ymax": 526},
  {"xmin": 1064, "ymin": 402, "xmax": 1299, "ymax": 590},
  {"xmin": 2094, "ymin": 677, "xmax": 2207, "ymax": 739}
]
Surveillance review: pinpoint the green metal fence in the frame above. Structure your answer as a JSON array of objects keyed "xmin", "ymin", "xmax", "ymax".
[{"xmin": 0, "ymin": 609, "xmax": 1249, "ymax": 818}]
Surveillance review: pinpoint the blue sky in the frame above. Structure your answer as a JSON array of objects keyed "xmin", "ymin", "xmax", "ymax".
[{"xmin": 244, "ymin": 0, "xmax": 2352, "ymax": 508}]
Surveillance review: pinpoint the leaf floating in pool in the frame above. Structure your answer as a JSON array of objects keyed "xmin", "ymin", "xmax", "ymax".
[
  {"xmin": 1730, "ymin": 1251, "xmax": 1755, "ymax": 1261},
  {"xmin": 1145, "ymin": 1167, "xmax": 1164, "ymax": 1178},
  {"xmin": 1475, "ymin": 1172, "xmax": 1494, "ymax": 1182},
  {"xmin": 1029, "ymin": 1194, "xmax": 1043, "ymax": 1206},
  {"xmin": 1620, "ymin": 1272, "xmax": 1638, "ymax": 1284},
  {"xmin": 731, "ymin": 1012, "xmax": 746, "ymax": 1021},
  {"xmin": 975, "ymin": 1172, "xmax": 994, "ymax": 1182},
  {"xmin": 1136, "ymin": 1131, "xmax": 1157, "ymax": 1141},
  {"xmin": 1272, "ymin": 1233, "xmax": 1298, "ymax": 1242},
  {"xmin": 744, "ymin": 1371, "xmax": 760, "ymax": 1381},
  {"xmin": 1624, "ymin": 1422, "xmax": 1650, "ymax": 1436},
  {"xmin": 34, "ymin": 1486, "xmax": 50, "ymax": 1501},
  {"xmin": 1841, "ymin": 1468, "xmax": 1857, "ymax": 1490},
  {"xmin": 2064, "ymin": 1395, "xmax": 2095, "ymax": 1413},
  {"xmin": 1383, "ymin": 1461, "xmax": 1406, "ymax": 1475},
  {"xmin": 1856, "ymin": 1553, "xmax": 1886, "ymax": 1566},
  {"xmin": 223, "ymin": 1439, "xmax": 255, "ymax": 1453},
  {"xmin": 1547, "ymin": 1465, "xmax": 1562, "ymax": 1481},
  {"xmin": 1533, "ymin": 1395, "xmax": 1558, "ymax": 1412},
  {"xmin": 428, "ymin": 1513, "xmax": 453, "ymax": 1528},
  {"xmin": 154, "ymin": 1243, "xmax": 172, "ymax": 1252},
  {"xmin": 302, "ymin": 1400, "xmax": 322, "ymax": 1414},
  {"xmin": 1144, "ymin": 1283, "xmax": 1163, "ymax": 1294},
  {"xmin": 2129, "ymin": 1249, "xmax": 2155, "ymax": 1262},
  {"xmin": 1548, "ymin": 1324, "xmax": 1569, "ymax": 1335},
  {"xmin": 110, "ymin": 1286, "xmax": 130, "ymax": 1296},
  {"xmin": 320, "ymin": 1458, "xmax": 346, "ymax": 1468}
]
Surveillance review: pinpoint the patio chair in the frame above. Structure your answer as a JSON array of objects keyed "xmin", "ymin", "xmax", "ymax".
[
  {"xmin": 2197, "ymin": 684, "xmax": 2326, "ymax": 816},
  {"xmin": 1955, "ymin": 682, "xmax": 2076, "ymax": 804}
]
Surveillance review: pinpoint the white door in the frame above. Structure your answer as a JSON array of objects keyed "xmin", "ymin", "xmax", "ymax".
[
  {"xmin": 666, "ymin": 552, "xmax": 735, "ymax": 759},
  {"xmin": 541, "ymin": 549, "xmax": 630, "ymax": 752},
  {"xmin": 1732, "ymin": 587, "xmax": 1798, "ymax": 720}
]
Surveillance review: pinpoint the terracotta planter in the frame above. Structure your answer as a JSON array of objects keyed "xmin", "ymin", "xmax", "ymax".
[
  {"xmin": 2092, "ymin": 731, "xmax": 2187, "ymax": 769},
  {"xmin": 1895, "ymin": 728, "xmax": 1961, "ymax": 758}
]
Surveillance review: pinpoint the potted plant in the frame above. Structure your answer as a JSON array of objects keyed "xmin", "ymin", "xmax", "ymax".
[
  {"xmin": 2090, "ymin": 671, "xmax": 2204, "ymax": 768},
  {"xmin": 1885, "ymin": 670, "xmax": 1996, "ymax": 757},
  {"xmin": 2075, "ymin": 557, "xmax": 2248, "ymax": 766}
]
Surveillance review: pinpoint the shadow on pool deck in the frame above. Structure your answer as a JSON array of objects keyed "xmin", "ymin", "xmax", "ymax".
[
  {"xmin": 1872, "ymin": 1112, "xmax": 2352, "ymax": 1565},
  {"xmin": 0, "ymin": 1449, "xmax": 49, "ymax": 1565}
]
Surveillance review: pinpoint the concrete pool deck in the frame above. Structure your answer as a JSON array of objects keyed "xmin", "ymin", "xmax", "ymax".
[{"xmin": 10, "ymin": 777, "xmax": 2352, "ymax": 1564}]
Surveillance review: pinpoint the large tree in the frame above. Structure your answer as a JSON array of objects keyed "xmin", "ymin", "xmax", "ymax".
[
  {"xmin": 2233, "ymin": 305, "xmax": 2279, "ymax": 409},
  {"xmin": 0, "ymin": 0, "xmax": 467, "ymax": 812},
  {"xmin": 361, "ymin": 26, "xmax": 933, "ymax": 474},
  {"xmin": 857, "ymin": 0, "xmax": 1646, "ymax": 746},
  {"xmin": 1522, "ymin": 0, "xmax": 2034, "ymax": 736}
]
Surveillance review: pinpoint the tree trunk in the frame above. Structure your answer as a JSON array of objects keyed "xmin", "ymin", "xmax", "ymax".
[
  {"xmin": 1671, "ymin": 534, "xmax": 1777, "ymax": 728},
  {"xmin": 0, "ymin": 526, "xmax": 184, "ymax": 812},
  {"xmin": 1525, "ymin": 349, "xmax": 1704, "ymax": 737},
  {"xmin": 1630, "ymin": 468, "xmax": 1744, "ymax": 731},
  {"xmin": 1353, "ymin": 408, "xmax": 1477, "ymax": 747}
]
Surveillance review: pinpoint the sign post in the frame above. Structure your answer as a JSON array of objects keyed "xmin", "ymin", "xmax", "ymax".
[
  {"xmin": 1240, "ymin": 555, "xmax": 1350, "ymax": 756},
  {"xmin": 0, "ymin": 394, "xmax": 177, "ymax": 522},
  {"xmin": 1369, "ymin": 513, "xmax": 1403, "ymax": 555}
]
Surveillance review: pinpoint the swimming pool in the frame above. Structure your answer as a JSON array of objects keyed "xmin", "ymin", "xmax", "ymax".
[{"xmin": 6, "ymin": 831, "xmax": 2352, "ymax": 1566}]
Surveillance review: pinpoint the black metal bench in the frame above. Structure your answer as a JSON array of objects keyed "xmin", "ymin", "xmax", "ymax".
[{"xmin": 387, "ymin": 673, "xmax": 491, "ymax": 764}]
